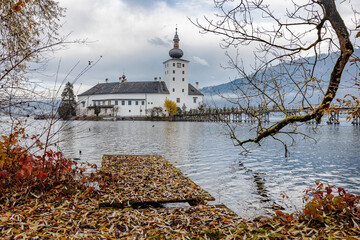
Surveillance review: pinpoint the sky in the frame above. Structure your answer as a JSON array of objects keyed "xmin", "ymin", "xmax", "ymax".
[{"xmin": 33, "ymin": 0, "xmax": 360, "ymax": 97}]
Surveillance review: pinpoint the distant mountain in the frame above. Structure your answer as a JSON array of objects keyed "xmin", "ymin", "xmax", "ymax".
[
  {"xmin": 0, "ymin": 99, "xmax": 61, "ymax": 117},
  {"xmin": 200, "ymin": 49, "xmax": 360, "ymax": 107}
]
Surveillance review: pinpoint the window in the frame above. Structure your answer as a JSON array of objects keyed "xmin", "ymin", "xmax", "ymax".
[
  {"xmin": 182, "ymin": 89, "xmax": 184, "ymax": 92},
  {"xmin": 115, "ymin": 100, "xmax": 118, "ymax": 105},
  {"xmin": 173, "ymin": 70, "xmax": 175, "ymax": 74},
  {"xmin": 193, "ymin": 97, "xmax": 197, "ymax": 103},
  {"xmin": 177, "ymin": 98, "xmax": 180, "ymax": 103},
  {"xmin": 177, "ymin": 63, "xmax": 181, "ymax": 68},
  {"xmin": 172, "ymin": 88, "xmax": 175, "ymax": 92},
  {"xmin": 122, "ymin": 101, "xmax": 125, "ymax": 105},
  {"xmin": 128, "ymin": 100, "xmax": 132, "ymax": 105},
  {"xmin": 129, "ymin": 110, "xmax": 131, "ymax": 112},
  {"xmin": 81, "ymin": 102, "xmax": 85, "ymax": 107},
  {"xmin": 102, "ymin": 101, "xmax": 105, "ymax": 105},
  {"xmin": 108, "ymin": 100, "xmax": 111, "ymax": 105},
  {"xmin": 182, "ymin": 64, "xmax": 185, "ymax": 67},
  {"xmin": 173, "ymin": 63, "xmax": 175, "ymax": 67},
  {"xmin": 140, "ymin": 109, "xmax": 143, "ymax": 112},
  {"xmin": 173, "ymin": 77, "xmax": 175, "ymax": 81},
  {"xmin": 105, "ymin": 109, "xmax": 107, "ymax": 114},
  {"xmin": 142, "ymin": 101, "xmax": 145, "ymax": 105},
  {"xmin": 182, "ymin": 78, "xmax": 184, "ymax": 82},
  {"xmin": 182, "ymin": 71, "xmax": 185, "ymax": 74}
]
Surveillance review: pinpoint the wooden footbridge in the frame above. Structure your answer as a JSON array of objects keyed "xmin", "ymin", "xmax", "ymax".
[
  {"xmin": 173, "ymin": 105, "xmax": 360, "ymax": 125},
  {"xmin": 95, "ymin": 154, "xmax": 242, "ymax": 237}
]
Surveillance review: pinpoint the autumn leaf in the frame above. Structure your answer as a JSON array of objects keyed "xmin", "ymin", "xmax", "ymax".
[
  {"xmin": 39, "ymin": 172, "xmax": 48, "ymax": 181},
  {"xmin": 0, "ymin": 170, "xmax": 10, "ymax": 179},
  {"xmin": 0, "ymin": 212, "xmax": 11, "ymax": 223}
]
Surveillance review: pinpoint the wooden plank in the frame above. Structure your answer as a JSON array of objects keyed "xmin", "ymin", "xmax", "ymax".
[{"xmin": 98, "ymin": 155, "xmax": 215, "ymax": 208}]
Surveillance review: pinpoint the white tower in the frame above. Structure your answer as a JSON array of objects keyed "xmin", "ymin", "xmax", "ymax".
[{"xmin": 163, "ymin": 28, "xmax": 190, "ymax": 106}]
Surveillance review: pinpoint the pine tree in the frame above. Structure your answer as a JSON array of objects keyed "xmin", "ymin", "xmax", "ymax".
[
  {"xmin": 58, "ymin": 82, "xmax": 77, "ymax": 119},
  {"xmin": 94, "ymin": 104, "xmax": 100, "ymax": 117}
]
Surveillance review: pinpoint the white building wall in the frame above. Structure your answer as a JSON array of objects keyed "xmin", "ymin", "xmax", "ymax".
[
  {"xmin": 183, "ymin": 95, "xmax": 203, "ymax": 111},
  {"xmin": 77, "ymin": 93, "xmax": 173, "ymax": 117},
  {"xmin": 163, "ymin": 59, "xmax": 189, "ymax": 107},
  {"xmin": 146, "ymin": 94, "xmax": 168, "ymax": 115},
  {"xmin": 163, "ymin": 58, "xmax": 203, "ymax": 111}
]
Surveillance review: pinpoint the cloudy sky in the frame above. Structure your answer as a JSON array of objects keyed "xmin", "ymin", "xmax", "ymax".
[{"xmin": 35, "ymin": 0, "xmax": 360, "ymax": 96}]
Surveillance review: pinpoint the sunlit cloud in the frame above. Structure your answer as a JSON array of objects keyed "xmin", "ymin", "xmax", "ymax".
[{"xmin": 192, "ymin": 56, "xmax": 209, "ymax": 66}]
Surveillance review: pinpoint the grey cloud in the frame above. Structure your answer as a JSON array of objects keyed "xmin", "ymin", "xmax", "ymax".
[
  {"xmin": 122, "ymin": 0, "xmax": 177, "ymax": 8},
  {"xmin": 148, "ymin": 37, "xmax": 170, "ymax": 47}
]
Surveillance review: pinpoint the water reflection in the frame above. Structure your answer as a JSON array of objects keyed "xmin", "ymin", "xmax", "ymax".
[{"xmin": 57, "ymin": 120, "xmax": 360, "ymax": 219}]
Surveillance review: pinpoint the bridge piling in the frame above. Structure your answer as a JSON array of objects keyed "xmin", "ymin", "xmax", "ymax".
[
  {"xmin": 327, "ymin": 110, "xmax": 340, "ymax": 125},
  {"xmin": 352, "ymin": 113, "xmax": 360, "ymax": 125}
]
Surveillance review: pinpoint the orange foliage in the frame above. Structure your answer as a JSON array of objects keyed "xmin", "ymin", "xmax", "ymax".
[
  {"xmin": 12, "ymin": 0, "xmax": 29, "ymax": 12},
  {"xmin": 0, "ymin": 122, "xmax": 97, "ymax": 200},
  {"xmin": 301, "ymin": 181, "xmax": 360, "ymax": 226},
  {"xmin": 164, "ymin": 99, "xmax": 177, "ymax": 116}
]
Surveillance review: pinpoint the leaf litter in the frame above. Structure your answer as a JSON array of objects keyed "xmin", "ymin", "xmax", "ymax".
[{"xmin": 1, "ymin": 154, "xmax": 360, "ymax": 239}]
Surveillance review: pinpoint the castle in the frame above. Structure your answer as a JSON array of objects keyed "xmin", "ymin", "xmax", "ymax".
[{"xmin": 77, "ymin": 29, "xmax": 203, "ymax": 118}]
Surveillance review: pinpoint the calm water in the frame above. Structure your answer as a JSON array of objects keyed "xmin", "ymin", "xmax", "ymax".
[{"xmin": 56, "ymin": 120, "xmax": 360, "ymax": 219}]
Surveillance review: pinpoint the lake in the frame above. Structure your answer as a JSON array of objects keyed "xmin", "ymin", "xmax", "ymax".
[{"xmin": 56, "ymin": 119, "xmax": 360, "ymax": 219}]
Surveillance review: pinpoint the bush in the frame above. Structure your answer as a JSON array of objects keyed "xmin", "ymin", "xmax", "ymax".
[
  {"xmin": 0, "ymin": 122, "xmax": 97, "ymax": 202},
  {"xmin": 301, "ymin": 181, "xmax": 360, "ymax": 226}
]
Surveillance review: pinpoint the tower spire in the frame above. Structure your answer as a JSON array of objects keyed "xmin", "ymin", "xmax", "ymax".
[{"xmin": 169, "ymin": 26, "xmax": 183, "ymax": 59}]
